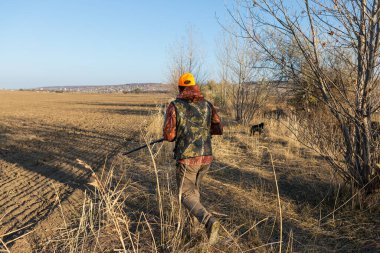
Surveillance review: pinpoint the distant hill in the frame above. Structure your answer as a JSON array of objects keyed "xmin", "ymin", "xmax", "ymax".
[{"xmin": 30, "ymin": 83, "xmax": 170, "ymax": 93}]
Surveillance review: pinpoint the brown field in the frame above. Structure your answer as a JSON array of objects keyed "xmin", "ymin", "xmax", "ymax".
[{"xmin": 0, "ymin": 91, "xmax": 379, "ymax": 252}]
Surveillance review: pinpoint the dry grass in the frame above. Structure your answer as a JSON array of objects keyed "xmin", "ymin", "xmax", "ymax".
[{"xmin": 0, "ymin": 91, "xmax": 379, "ymax": 252}]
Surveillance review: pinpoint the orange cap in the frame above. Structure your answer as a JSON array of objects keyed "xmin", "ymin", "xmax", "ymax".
[{"xmin": 178, "ymin": 73, "xmax": 196, "ymax": 86}]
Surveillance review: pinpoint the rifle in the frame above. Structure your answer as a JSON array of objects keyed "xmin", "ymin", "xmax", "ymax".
[{"xmin": 123, "ymin": 138, "xmax": 165, "ymax": 155}]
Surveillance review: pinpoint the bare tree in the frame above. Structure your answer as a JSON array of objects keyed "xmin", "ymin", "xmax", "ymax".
[
  {"xmin": 238, "ymin": 81, "xmax": 271, "ymax": 125},
  {"xmin": 227, "ymin": 0, "xmax": 380, "ymax": 193},
  {"xmin": 167, "ymin": 27, "xmax": 207, "ymax": 93},
  {"xmin": 216, "ymin": 32, "xmax": 232, "ymax": 108},
  {"xmin": 217, "ymin": 30, "xmax": 268, "ymax": 124}
]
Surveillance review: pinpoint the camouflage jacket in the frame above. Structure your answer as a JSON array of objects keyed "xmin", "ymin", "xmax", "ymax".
[
  {"xmin": 163, "ymin": 85, "xmax": 223, "ymax": 162},
  {"xmin": 172, "ymin": 98, "xmax": 212, "ymax": 160}
]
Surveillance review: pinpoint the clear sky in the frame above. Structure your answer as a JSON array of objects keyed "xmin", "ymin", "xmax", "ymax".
[{"xmin": 0, "ymin": 0, "xmax": 230, "ymax": 89}]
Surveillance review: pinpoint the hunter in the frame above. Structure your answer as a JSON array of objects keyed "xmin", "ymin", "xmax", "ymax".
[{"xmin": 163, "ymin": 72, "xmax": 223, "ymax": 244}]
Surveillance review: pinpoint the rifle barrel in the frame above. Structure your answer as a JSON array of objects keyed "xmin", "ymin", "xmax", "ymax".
[{"xmin": 123, "ymin": 138, "xmax": 165, "ymax": 155}]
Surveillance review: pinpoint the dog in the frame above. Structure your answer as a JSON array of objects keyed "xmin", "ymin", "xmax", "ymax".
[{"xmin": 250, "ymin": 122, "xmax": 264, "ymax": 136}]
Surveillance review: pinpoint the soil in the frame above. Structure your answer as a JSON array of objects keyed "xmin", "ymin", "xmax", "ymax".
[
  {"xmin": 0, "ymin": 91, "xmax": 168, "ymax": 251},
  {"xmin": 0, "ymin": 91, "xmax": 379, "ymax": 252}
]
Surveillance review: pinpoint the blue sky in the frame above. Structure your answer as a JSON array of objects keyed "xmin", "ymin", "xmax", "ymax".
[{"xmin": 0, "ymin": 1, "xmax": 230, "ymax": 89}]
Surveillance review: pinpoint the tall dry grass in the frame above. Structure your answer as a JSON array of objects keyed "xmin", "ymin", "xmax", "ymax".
[
  {"xmin": 42, "ymin": 106, "xmax": 379, "ymax": 252},
  {"xmin": 39, "ymin": 108, "xmax": 287, "ymax": 253},
  {"xmin": 42, "ymin": 158, "xmax": 137, "ymax": 253}
]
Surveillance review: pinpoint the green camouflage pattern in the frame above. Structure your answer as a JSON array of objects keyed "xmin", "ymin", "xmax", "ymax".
[{"xmin": 172, "ymin": 99, "xmax": 212, "ymax": 160}]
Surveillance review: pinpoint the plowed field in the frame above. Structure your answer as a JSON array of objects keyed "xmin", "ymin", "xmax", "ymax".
[{"xmin": 0, "ymin": 91, "xmax": 169, "ymax": 250}]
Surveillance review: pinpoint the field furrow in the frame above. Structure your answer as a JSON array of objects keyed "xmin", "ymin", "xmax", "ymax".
[{"xmin": 0, "ymin": 91, "xmax": 167, "ymax": 251}]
